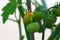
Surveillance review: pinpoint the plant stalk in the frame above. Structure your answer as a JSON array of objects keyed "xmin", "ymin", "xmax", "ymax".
[
  {"xmin": 17, "ymin": 17, "xmax": 22, "ymax": 40},
  {"xmin": 42, "ymin": 28, "xmax": 45, "ymax": 40},
  {"xmin": 18, "ymin": 0, "xmax": 24, "ymax": 40},
  {"xmin": 42, "ymin": 21, "xmax": 46, "ymax": 40},
  {"xmin": 18, "ymin": 0, "xmax": 32, "ymax": 40},
  {"xmin": 24, "ymin": 26, "xmax": 32, "ymax": 40},
  {"xmin": 55, "ymin": 33, "xmax": 60, "ymax": 40},
  {"xmin": 26, "ymin": 0, "xmax": 34, "ymax": 40},
  {"xmin": 26, "ymin": 0, "xmax": 31, "ymax": 11},
  {"xmin": 41, "ymin": 0, "xmax": 47, "ymax": 40}
]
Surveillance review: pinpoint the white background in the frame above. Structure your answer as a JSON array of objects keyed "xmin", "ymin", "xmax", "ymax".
[{"xmin": 0, "ymin": 0, "xmax": 60, "ymax": 40}]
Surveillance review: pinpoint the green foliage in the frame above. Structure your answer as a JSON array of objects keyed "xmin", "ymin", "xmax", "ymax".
[
  {"xmin": 18, "ymin": 6, "xmax": 25, "ymax": 17},
  {"xmin": 1, "ymin": 0, "xmax": 60, "ymax": 40},
  {"xmin": 9, "ymin": 0, "xmax": 17, "ymax": 2},
  {"xmin": 1, "ymin": 0, "xmax": 18, "ymax": 24},
  {"xmin": 48, "ymin": 23, "xmax": 60, "ymax": 40}
]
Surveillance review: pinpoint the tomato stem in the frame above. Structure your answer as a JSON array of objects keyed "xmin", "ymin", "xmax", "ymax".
[
  {"xmin": 26, "ymin": 0, "xmax": 31, "ymax": 12},
  {"xmin": 8, "ymin": 18, "xmax": 17, "ymax": 22},
  {"xmin": 42, "ymin": 22, "xmax": 46, "ymax": 40},
  {"xmin": 26, "ymin": 0, "xmax": 34, "ymax": 40},
  {"xmin": 42, "ymin": 29, "xmax": 45, "ymax": 40},
  {"xmin": 55, "ymin": 33, "xmax": 60, "ymax": 40},
  {"xmin": 17, "ymin": 18, "xmax": 22, "ymax": 40},
  {"xmin": 18, "ymin": 0, "xmax": 24, "ymax": 40},
  {"xmin": 41, "ymin": 0, "xmax": 47, "ymax": 40},
  {"xmin": 14, "ymin": 10, "xmax": 18, "ymax": 20}
]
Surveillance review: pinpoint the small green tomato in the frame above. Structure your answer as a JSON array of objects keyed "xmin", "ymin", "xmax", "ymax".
[
  {"xmin": 45, "ymin": 14, "xmax": 56, "ymax": 24},
  {"xmin": 33, "ymin": 11, "xmax": 44, "ymax": 21},
  {"xmin": 26, "ymin": 22, "xmax": 40, "ymax": 33},
  {"xmin": 54, "ymin": 8, "xmax": 60, "ymax": 16}
]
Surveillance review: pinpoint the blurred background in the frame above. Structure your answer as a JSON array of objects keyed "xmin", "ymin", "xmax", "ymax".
[{"xmin": 0, "ymin": 0, "xmax": 60, "ymax": 40}]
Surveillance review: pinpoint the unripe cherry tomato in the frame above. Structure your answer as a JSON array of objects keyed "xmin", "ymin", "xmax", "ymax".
[
  {"xmin": 54, "ymin": 8, "xmax": 60, "ymax": 16},
  {"xmin": 45, "ymin": 14, "xmax": 56, "ymax": 24},
  {"xmin": 33, "ymin": 11, "xmax": 44, "ymax": 21},
  {"xmin": 26, "ymin": 22, "xmax": 40, "ymax": 33},
  {"xmin": 52, "ymin": 7, "xmax": 60, "ymax": 16}
]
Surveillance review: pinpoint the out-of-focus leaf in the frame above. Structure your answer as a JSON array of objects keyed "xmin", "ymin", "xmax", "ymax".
[
  {"xmin": 9, "ymin": 0, "xmax": 17, "ymax": 2},
  {"xmin": 1, "ymin": 12, "xmax": 9, "ymax": 24},
  {"xmin": 48, "ymin": 30, "xmax": 58, "ymax": 40},
  {"xmin": 48, "ymin": 23, "xmax": 60, "ymax": 40},
  {"xmin": 1, "ymin": 0, "xmax": 18, "ymax": 24}
]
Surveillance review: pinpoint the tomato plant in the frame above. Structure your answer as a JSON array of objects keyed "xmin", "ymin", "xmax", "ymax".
[{"xmin": 1, "ymin": 0, "xmax": 60, "ymax": 40}]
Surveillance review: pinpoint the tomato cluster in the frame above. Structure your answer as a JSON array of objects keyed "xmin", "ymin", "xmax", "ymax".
[
  {"xmin": 23, "ymin": 12, "xmax": 43, "ymax": 33},
  {"xmin": 44, "ymin": 14, "xmax": 57, "ymax": 28},
  {"xmin": 45, "ymin": 5, "xmax": 60, "ymax": 28},
  {"xmin": 23, "ymin": 5, "xmax": 60, "ymax": 33}
]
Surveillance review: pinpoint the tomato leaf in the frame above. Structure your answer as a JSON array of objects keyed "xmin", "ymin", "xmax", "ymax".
[
  {"xmin": 1, "ymin": 0, "xmax": 18, "ymax": 24},
  {"xmin": 18, "ymin": 6, "xmax": 25, "ymax": 17},
  {"xmin": 1, "ymin": 12, "xmax": 9, "ymax": 24},
  {"xmin": 48, "ymin": 30, "xmax": 58, "ymax": 40},
  {"xmin": 48, "ymin": 23, "xmax": 60, "ymax": 40},
  {"xmin": 9, "ymin": 0, "xmax": 17, "ymax": 2}
]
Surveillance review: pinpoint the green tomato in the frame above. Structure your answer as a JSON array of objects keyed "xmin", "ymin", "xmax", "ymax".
[
  {"xmin": 52, "ymin": 7, "xmax": 60, "ymax": 16},
  {"xmin": 26, "ymin": 22, "xmax": 40, "ymax": 33},
  {"xmin": 33, "ymin": 11, "xmax": 43, "ymax": 21},
  {"xmin": 54, "ymin": 8, "xmax": 60, "ymax": 16},
  {"xmin": 45, "ymin": 14, "xmax": 56, "ymax": 24}
]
